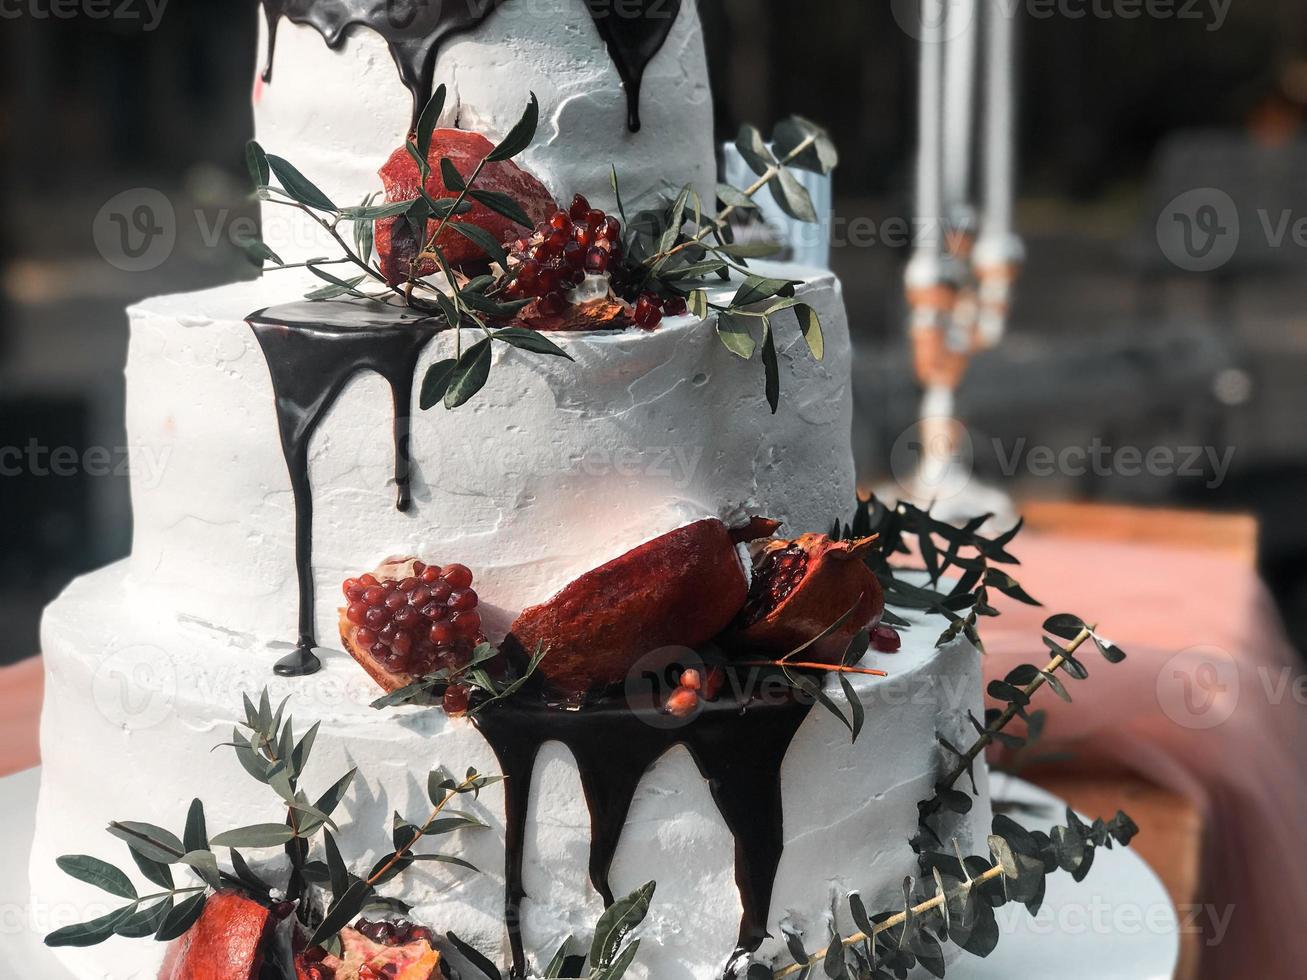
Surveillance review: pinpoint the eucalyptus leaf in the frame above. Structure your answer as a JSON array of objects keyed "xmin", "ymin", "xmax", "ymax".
[
  {"xmin": 770, "ymin": 167, "xmax": 818, "ymax": 223},
  {"xmin": 736, "ymin": 124, "xmax": 776, "ymax": 176},
  {"xmin": 488, "ymin": 92, "xmax": 540, "ymax": 162},
  {"xmin": 309, "ymin": 880, "xmax": 372, "ymax": 948},
  {"xmin": 773, "ymin": 115, "xmax": 840, "ymax": 175}
]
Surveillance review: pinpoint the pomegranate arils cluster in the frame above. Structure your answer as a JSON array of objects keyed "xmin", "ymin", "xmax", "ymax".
[
  {"xmin": 343, "ymin": 561, "xmax": 484, "ymax": 680},
  {"xmin": 505, "ymin": 193, "xmax": 624, "ymax": 313}
]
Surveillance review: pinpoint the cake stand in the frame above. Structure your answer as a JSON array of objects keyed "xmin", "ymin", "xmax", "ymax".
[{"xmin": 0, "ymin": 768, "xmax": 1179, "ymax": 978}]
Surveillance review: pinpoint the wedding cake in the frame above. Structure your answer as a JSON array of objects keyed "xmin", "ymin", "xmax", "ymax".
[{"xmin": 29, "ymin": 3, "xmax": 991, "ymax": 979}]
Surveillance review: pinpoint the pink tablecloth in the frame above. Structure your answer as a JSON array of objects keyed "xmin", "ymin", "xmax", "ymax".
[
  {"xmin": 1, "ymin": 530, "xmax": 1303, "ymax": 977},
  {"xmin": 982, "ymin": 534, "xmax": 1307, "ymax": 980}
]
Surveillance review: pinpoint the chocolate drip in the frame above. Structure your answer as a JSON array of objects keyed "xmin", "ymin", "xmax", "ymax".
[
  {"xmin": 583, "ymin": 0, "xmax": 684, "ymax": 132},
  {"xmin": 258, "ymin": 0, "xmax": 681, "ymax": 133},
  {"xmin": 247, "ymin": 300, "xmax": 443, "ymax": 676},
  {"xmin": 473, "ymin": 683, "xmax": 813, "ymax": 978}
]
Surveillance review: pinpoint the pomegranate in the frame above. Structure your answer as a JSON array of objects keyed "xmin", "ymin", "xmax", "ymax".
[
  {"xmin": 505, "ymin": 518, "xmax": 778, "ymax": 698},
  {"xmin": 158, "ymin": 891, "xmax": 275, "ymax": 980},
  {"xmin": 375, "ymin": 129, "xmax": 556, "ymax": 284},
  {"xmin": 296, "ymin": 920, "xmax": 441, "ymax": 980},
  {"xmin": 728, "ymin": 533, "xmax": 885, "ymax": 664},
  {"xmin": 339, "ymin": 557, "xmax": 489, "ymax": 697}
]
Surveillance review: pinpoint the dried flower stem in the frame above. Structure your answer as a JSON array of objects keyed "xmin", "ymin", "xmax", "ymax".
[
  {"xmin": 365, "ymin": 772, "xmax": 480, "ymax": 888},
  {"xmin": 772, "ymin": 861, "xmax": 1008, "ymax": 978}
]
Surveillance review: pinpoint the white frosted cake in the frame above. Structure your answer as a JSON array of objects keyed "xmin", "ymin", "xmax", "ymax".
[{"xmin": 30, "ymin": 3, "xmax": 992, "ymax": 979}]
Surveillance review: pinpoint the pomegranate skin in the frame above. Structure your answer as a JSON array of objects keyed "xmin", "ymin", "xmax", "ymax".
[
  {"xmin": 729, "ymin": 534, "xmax": 885, "ymax": 664},
  {"xmin": 506, "ymin": 519, "xmax": 754, "ymax": 698},
  {"xmin": 158, "ymin": 891, "xmax": 273, "ymax": 980},
  {"xmin": 375, "ymin": 129, "xmax": 557, "ymax": 283},
  {"xmin": 295, "ymin": 926, "xmax": 441, "ymax": 980}
]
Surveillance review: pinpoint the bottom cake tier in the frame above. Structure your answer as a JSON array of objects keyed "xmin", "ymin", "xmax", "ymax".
[{"xmin": 30, "ymin": 561, "xmax": 990, "ymax": 980}]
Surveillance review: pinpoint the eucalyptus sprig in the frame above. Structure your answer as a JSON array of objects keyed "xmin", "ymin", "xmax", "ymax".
[
  {"xmin": 914, "ymin": 615, "xmax": 1128, "ymax": 854},
  {"xmin": 45, "ymin": 689, "xmax": 491, "ymax": 953},
  {"xmin": 612, "ymin": 116, "xmax": 837, "ymax": 413},
  {"xmin": 242, "ymin": 87, "xmax": 573, "ymax": 411},
  {"xmin": 767, "ymin": 806, "xmax": 1138, "ymax": 979}
]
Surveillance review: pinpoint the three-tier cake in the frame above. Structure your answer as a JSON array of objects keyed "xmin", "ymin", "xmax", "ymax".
[{"xmin": 30, "ymin": 3, "xmax": 991, "ymax": 978}]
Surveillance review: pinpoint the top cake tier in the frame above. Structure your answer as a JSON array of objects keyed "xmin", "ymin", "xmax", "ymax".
[{"xmin": 253, "ymin": 0, "xmax": 718, "ymax": 264}]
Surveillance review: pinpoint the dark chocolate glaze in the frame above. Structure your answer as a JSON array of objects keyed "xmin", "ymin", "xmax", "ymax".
[
  {"xmin": 583, "ymin": 0, "xmax": 684, "ymax": 132},
  {"xmin": 258, "ymin": 0, "xmax": 682, "ymax": 133},
  {"xmin": 247, "ymin": 300, "xmax": 443, "ymax": 676},
  {"xmin": 472, "ymin": 681, "xmax": 813, "ymax": 978}
]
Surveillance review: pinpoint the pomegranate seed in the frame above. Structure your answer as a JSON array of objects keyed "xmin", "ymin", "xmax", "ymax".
[
  {"xmin": 632, "ymin": 296, "xmax": 662, "ymax": 330},
  {"xmin": 356, "ymin": 628, "xmax": 378, "ymax": 647},
  {"xmin": 871, "ymin": 625, "xmax": 902, "ymax": 653},
  {"xmin": 346, "ymin": 602, "xmax": 369, "ymax": 626},
  {"xmin": 412, "ymin": 561, "xmax": 426, "ymax": 574},
  {"xmin": 663, "ymin": 295, "xmax": 688, "ymax": 316},
  {"xmin": 546, "ymin": 228, "xmax": 569, "ymax": 251},
  {"xmin": 365, "ymin": 606, "xmax": 391, "ymax": 628},
  {"xmin": 679, "ymin": 668, "xmax": 702, "ymax": 691},
  {"xmin": 703, "ymin": 666, "xmax": 726, "ymax": 700},
  {"xmin": 516, "ymin": 258, "xmax": 541, "ymax": 291},
  {"xmin": 585, "ymin": 247, "xmax": 610, "ymax": 274},
  {"xmin": 442, "ymin": 564, "xmax": 473, "ymax": 589},
  {"xmin": 573, "ymin": 224, "xmax": 594, "ymax": 248},
  {"xmin": 421, "ymin": 601, "xmax": 448, "ymax": 621},
  {"xmin": 379, "ymin": 623, "xmax": 398, "ymax": 643},
  {"xmin": 549, "ymin": 210, "xmax": 570, "ymax": 231},
  {"xmin": 563, "ymin": 240, "xmax": 585, "ymax": 267},
  {"xmin": 569, "ymin": 193, "xmax": 591, "ymax": 220},
  {"xmin": 430, "ymin": 622, "xmax": 455, "ymax": 646},
  {"xmin": 420, "ymin": 566, "xmax": 441, "ymax": 585},
  {"xmin": 428, "ymin": 580, "xmax": 453, "ymax": 603},
  {"xmin": 385, "ymin": 591, "xmax": 407, "ymax": 611},
  {"xmin": 342, "ymin": 578, "xmax": 361, "ymax": 598},
  {"xmin": 393, "ymin": 605, "xmax": 419, "ymax": 628},
  {"xmin": 602, "ymin": 216, "xmax": 622, "ymax": 240},
  {"xmin": 392, "ymin": 631, "xmax": 413, "ymax": 656},
  {"xmin": 364, "ymin": 586, "xmax": 387, "ymax": 607},
  {"xmin": 448, "ymin": 588, "xmax": 478, "ymax": 611},
  {"xmin": 450, "ymin": 609, "xmax": 482, "ymax": 635},
  {"xmin": 359, "ymin": 574, "xmax": 378, "ymax": 587},
  {"xmin": 665, "ymin": 686, "xmax": 700, "ymax": 718},
  {"xmin": 443, "ymin": 684, "xmax": 471, "ymax": 715},
  {"xmin": 585, "ymin": 208, "xmax": 606, "ymax": 230}
]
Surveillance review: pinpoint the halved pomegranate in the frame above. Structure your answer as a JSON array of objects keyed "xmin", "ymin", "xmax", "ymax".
[
  {"xmin": 376, "ymin": 129, "xmax": 557, "ymax": 284},
  {"xmin": 339, "ymin": 556, "xmax": 489, "ymax": 696},
  {"xmin": 728, "ymin": 533, "xmax": 885, "ymax": 663},
  {"xmin": 505, "ymin": 518, "xmax": 778, "ymax": 698},
  {"xmin": 158, "ymin": 891, "xmax": 275, "ymax": 980},
  {"xmin": 296, "ymin": 920, "xmax": 441, "ymax": 980}
]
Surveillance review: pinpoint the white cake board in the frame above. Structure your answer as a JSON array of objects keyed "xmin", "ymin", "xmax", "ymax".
[{"xmin": 0, "ymin": 768, "xmax": 1178, "ymax": 978}]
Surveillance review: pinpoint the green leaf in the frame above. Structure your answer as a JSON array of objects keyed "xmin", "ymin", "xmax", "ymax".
[
  {"xmin": 130, "ymin": 848, "xmax": 174, "ymax": 891},
  {"xmin": 210, "ymin": 824, "xmax": 295, "ymax": 849},
  {"xmin": 231, "ymin": 728, "xmax": 270, "ymax": 784},
  {"xmin": 493, "ymin": 326, "xmax": 573, "ymax": 360},
  {"xmin": 447, "ymin": 932, "xmax": 503, "ymax": 980},
  {"xmin": 415, "ymin": 84, "xmax": 448, "ymax": 163},
  {"xmin": 155, "ymin": 892, "xmax": 207, "ymax": 943},
  {"xmin": 107, "ymin": 822, "xmax": 184, "ymax": 865},
  {"xmin": 487, "ymin": 92, "xmax": 540, "ymax": 162},
  {"xmin": 444, "ymin": 339, "xmax": 493, "ymax": 409},
  {"xmin": 324, "ymin": 830, "xmax": 352, "ymax": 903},
  {"xmin": 183, "ymin": 800, "xmax": 208, "ymax": 853},
  {"xmin": 794, "ymin": 302, "xmax": 824, "ymax": 360},
  {"xmin": 717, "ymin": 240, "xmax": 781, "ymax": 259},
  {"xmin": 660, "ymin": 185, "xmax": 691, "ymax": 254},
  {"xmin": 733, "ymin": 275, "xmax": 798, "ymax": 308},
  {"xmin": 440, "ymin": 157, "xmax": 467, "ymax": 192},
  {"xmin": 420, "ymin": 358, "xmax": 459, "ymax": 411},
  {"xmin": 410, "ymin": 853, "xmax": 480, "ymax": 873},
  {"xmin": 180, "ymin": 850, "xmax": 223, "ymax": 890},
  {"xmin": 761, "ymin": 319, "xmax": 780, "ymax": 413},
  {"xmin": 716, "ymin": 312, "xmax": 757, "ymax": 359},
  {"xmin": 593, "ymin": 939, "xmax": 641, "ymax": 980},
  {"xmin": 688, "ymin": 289, "xmax": 709, "ymax": 319},
  {"xmin": 245, "ymin": 141, "xmax": 270, "ymax": 189},
  {"xmin": 45, "ymin": 906, "xmax": 134, "ymax": 948},
  {"xmin": 590, "ymin": 881, "xmax": 655, "ymax": 968},
  {"xmin": 770, "ymin": 167, "xmax": 818, "ymax": 223},
  {"xmin": 56, "ymin": 856, "xmax": 137, "ymax": 900},
  {"xmin": 238, "ymin": 235, "xmax": 284, "ymax": 268},
  {"xmin": 717, "ymin": 183, "xmax": 760, "ymax": 211},
  {"xmin": 267, "ymin": 155, "xmax": 336, "ymax": 212},
  {"xmin": 314, "ymin": 768, "xmax": 358, "ymax": 820},
  {"xmin": 115, "ymin": 898, "xmax": 172, "ymax": 939},
  {"xmin": 449, "ymin": 221, "xmax": 509, "ymax": 266},
  {"xmin": 309, "ymin": 879, "xmax": 372, "ymax": 948},
  {"xmin": 839, "ymin": 673, "xmax": 865, "ymax": 743},
  {"xmin": 292, "ymin": 721, "xmax": 320, "ymax": 779},
  {"xmin": 773, "ymin": 115, "xmax": 840, "ymax": 175},
  {"xmin": 306, "ymin": 262, "xmax": 369, "ymax": 299},
  {"xmin": 340, "ymin": 200, "xmax": 413, "ymax": 222},
  {"xmin": 468, "ymin": 188, "xmax": 532, "ymax": 229},
  {"xmin": 736, "ymin": 124, "xmax": 776, "ymax": 176}
]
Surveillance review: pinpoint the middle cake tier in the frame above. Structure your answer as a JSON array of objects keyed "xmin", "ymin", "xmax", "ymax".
[{"xmin": 124, "ymin": 264, "xmax": 857, "ymax": 644}]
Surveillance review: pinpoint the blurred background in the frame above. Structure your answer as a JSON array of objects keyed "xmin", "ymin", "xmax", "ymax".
[{"xmin": 1, "ymin": 0, "xmax": 1306, "ymax": 664}]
